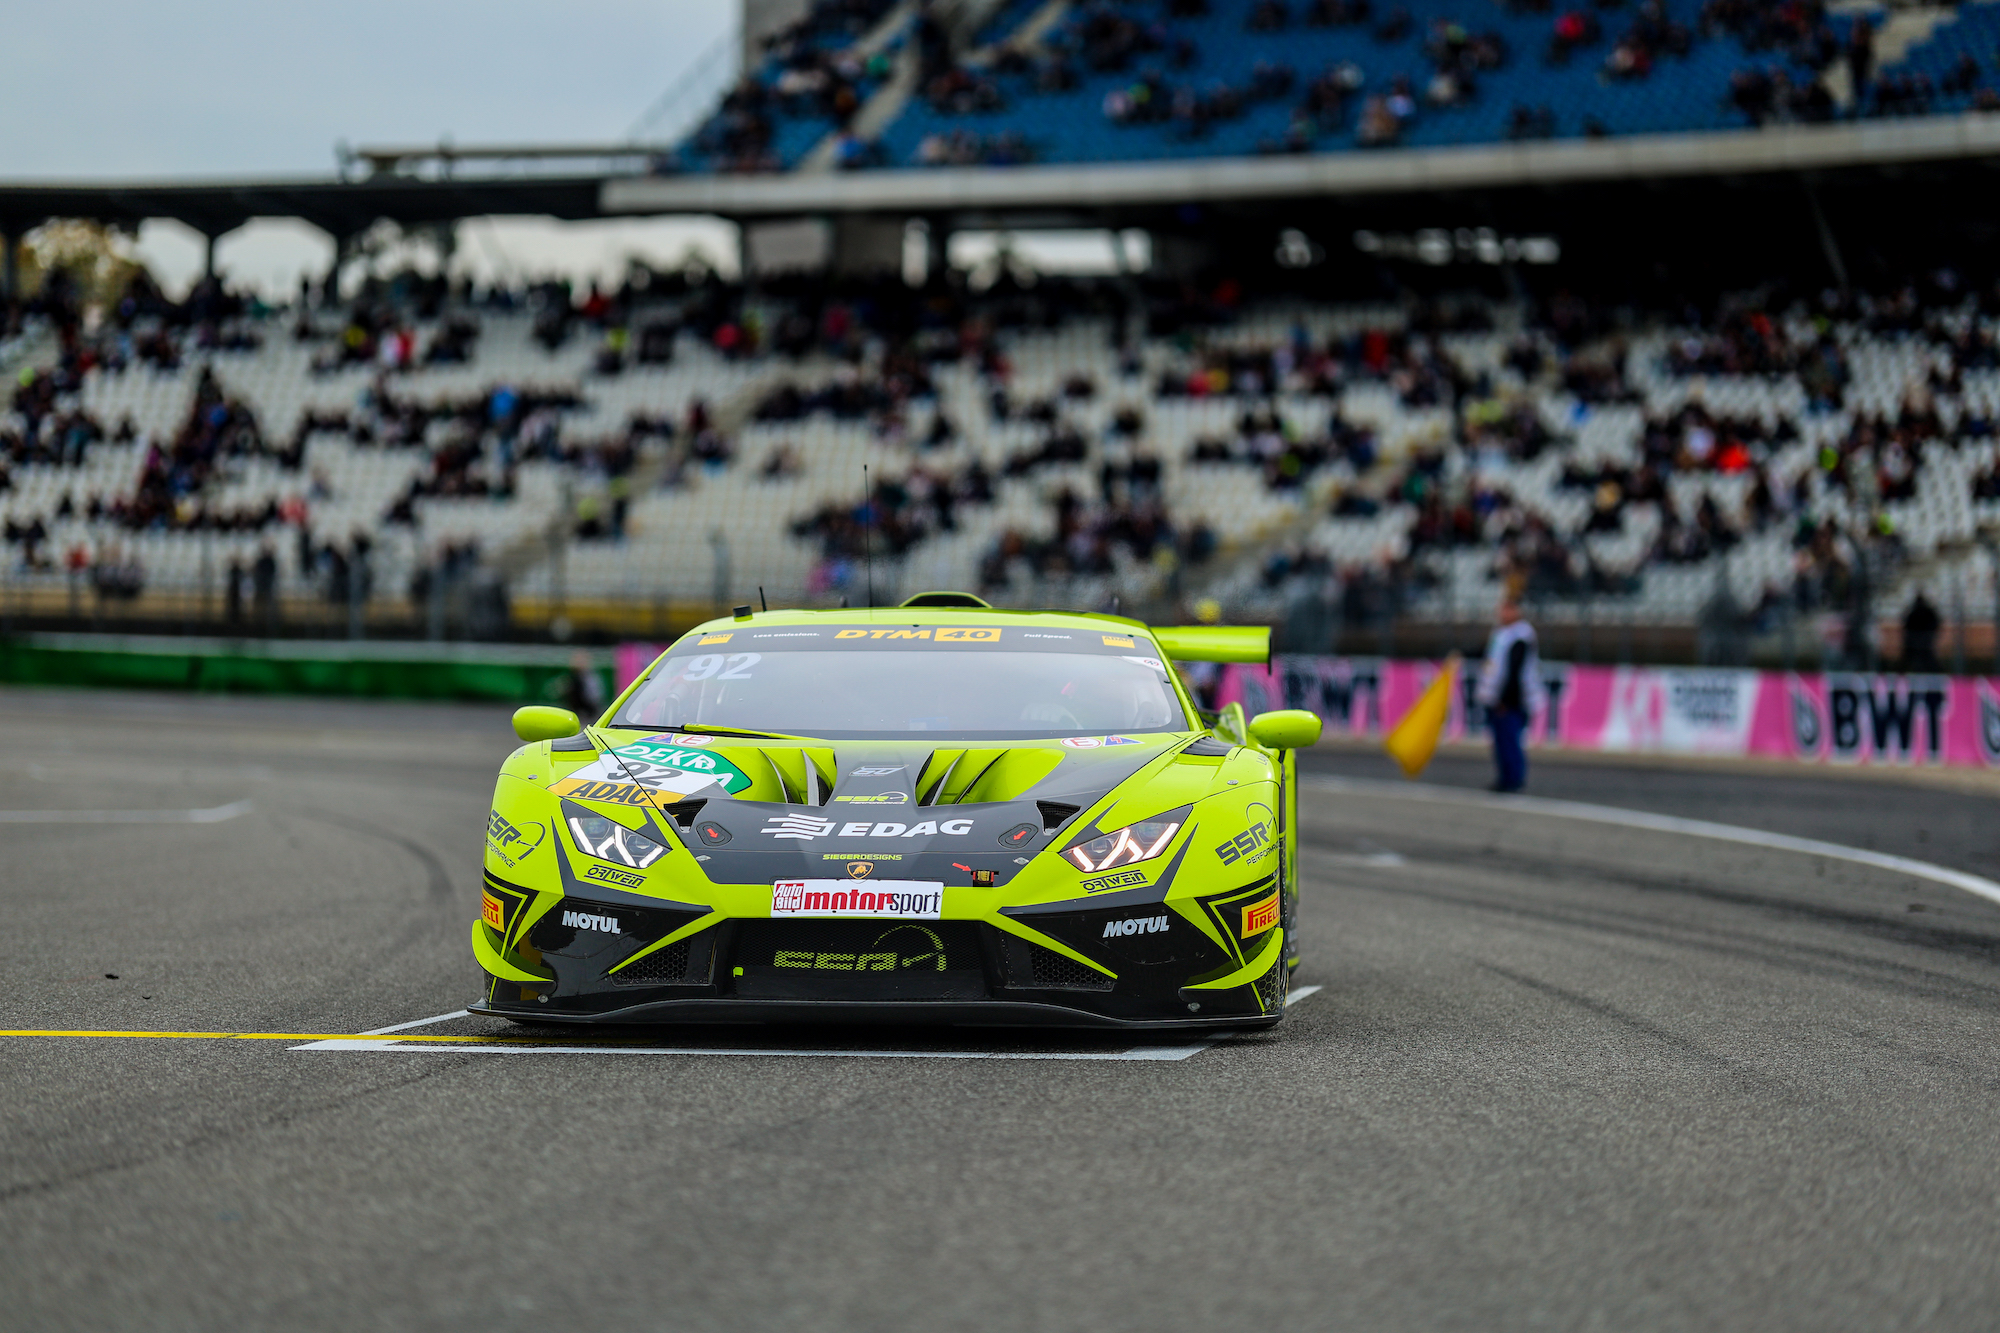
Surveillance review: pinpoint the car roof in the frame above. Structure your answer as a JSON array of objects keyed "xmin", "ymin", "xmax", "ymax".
[{"xmin": 679, "ymin": 606, "xmax": 1157, "ymax": 639}]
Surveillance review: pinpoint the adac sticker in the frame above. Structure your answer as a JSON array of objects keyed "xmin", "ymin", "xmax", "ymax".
[
  {"xmin": 1101, "ymin": 635, "xmax": 1136, "ymax": 648},
  {"xmin": 698, "ymin": 633, "xmax": 732, "ymax": 645}
]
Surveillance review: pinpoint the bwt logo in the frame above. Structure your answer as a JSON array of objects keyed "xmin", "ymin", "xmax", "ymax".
[
  {"xmin": 1799, "ymin": 677, "xmax": 1950, "ymax": 761},
  {"xmin": 1102, "ymin": 914, "xmax": 1169, "ymax": 938},
  {"xmin": 561, "ymin": 910, "xmax": 621, "ymax": 935}
]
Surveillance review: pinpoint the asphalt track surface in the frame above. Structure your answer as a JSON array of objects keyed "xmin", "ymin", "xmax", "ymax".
[{"xmin": 3, "ymin": 689, "xmax": 1999, "ymax": 1331}]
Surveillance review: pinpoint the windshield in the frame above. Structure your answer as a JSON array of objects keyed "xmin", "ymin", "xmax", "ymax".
[{"xmin": 609, "ymin": 629, "xmax": 1188, "ymax": 739}]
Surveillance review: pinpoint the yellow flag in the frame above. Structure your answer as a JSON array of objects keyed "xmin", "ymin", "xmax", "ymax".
[{"xmin": 1383, "ymin": 653, "xmax": 1460, "ymax": 779}]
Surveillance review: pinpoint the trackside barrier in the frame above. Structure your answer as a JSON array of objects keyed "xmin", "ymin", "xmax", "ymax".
[
  {"xmin": 0, "ymin": 633, "xmax": 612, "ymax": 704},
  {"xmin": 1219, "ymin": 657, "xmax": 2000, "ymax": 769}
]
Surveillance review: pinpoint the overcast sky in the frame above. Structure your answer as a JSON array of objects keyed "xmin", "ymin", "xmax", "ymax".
[{"xmin": 2, "ymin": 1, "xmax": 741, "ymax": 293}]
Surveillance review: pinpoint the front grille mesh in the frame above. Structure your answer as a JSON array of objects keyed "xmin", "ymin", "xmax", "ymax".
[
  {"xmin": 613, "ymin": 939, "xmax": 691, "ymax": 986},
  {"xmin": 1028, "ymin": 944, "xmax": 1113, "ymax": 991},
  {"xmin": 1254, "ymin": 952, "xmax": 1287, "ymax": 1013}
]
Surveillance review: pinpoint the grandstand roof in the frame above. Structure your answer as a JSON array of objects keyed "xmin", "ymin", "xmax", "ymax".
[
  {"xmin": 0, "ymin": 174, "xmax": 605, "ymax": 241},
  {"xmin": 604, "ymin": 113, "xmax": 2000, "ymax": 219}
]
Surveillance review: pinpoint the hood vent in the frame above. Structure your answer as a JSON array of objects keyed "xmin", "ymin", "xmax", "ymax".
[
  {"xmin": 914, "ymin": 748, "xmax": 1065, "ymax": 806},
  {"xmin": 661, "ymin": 799, "xmax": 706, "ymax": 828},
  {"xmin": 1035, "ymin": 801, "xmax": 1080, "ymax": 832}
]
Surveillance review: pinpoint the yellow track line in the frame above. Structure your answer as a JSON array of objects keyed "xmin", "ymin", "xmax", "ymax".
[{"xmin": 0, "ymin": 1029, "xmax": 636, "ymax": 1045}]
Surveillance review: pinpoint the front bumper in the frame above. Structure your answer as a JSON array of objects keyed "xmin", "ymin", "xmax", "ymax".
[{"xmin": 469, "ymin": 905, "xmax": 1288, "ymax": 1030}]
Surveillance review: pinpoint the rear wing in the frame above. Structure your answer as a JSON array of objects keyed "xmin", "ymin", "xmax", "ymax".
[{"xmin": 1150, "ymin": 625, "xmax": 1271, "ymax": 665}]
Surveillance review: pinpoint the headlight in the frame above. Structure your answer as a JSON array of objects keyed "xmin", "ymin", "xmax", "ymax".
[
  {"xmin": 566, "ymin": 813, "xmax": 668, "ymax": 869},
  {"xmin": 1062, "ymin": 809, "xmax": 1186, "ymax": 872}
]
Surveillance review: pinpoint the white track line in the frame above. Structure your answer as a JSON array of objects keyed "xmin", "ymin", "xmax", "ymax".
[
  {"xmin": 294, "ymin": 1008, "xmax": 470, "ymax": 1051},
  {"xmin": 0, "ymin": 799, "xmax": 253, "ymax": 824},
  {"xmin": 1311, "ymin": 776, "xmax": 2000, "ymax": 909},
  {"xmin": 1286, "ymin": 984, "xmax": 1322, "ymax": 1006},
  {"xmin": 362, "ymin": 1009, "xmax": 469, "ymax": 1035}
]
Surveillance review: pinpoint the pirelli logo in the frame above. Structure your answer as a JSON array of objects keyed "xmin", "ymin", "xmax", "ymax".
[
  {"xmin": 1241, "ymin": 891, "xmax": 1280, "ymax": 937},
  {"xmin": 481, "ymin": 890, "xmax": 505, "ymax": 932}
]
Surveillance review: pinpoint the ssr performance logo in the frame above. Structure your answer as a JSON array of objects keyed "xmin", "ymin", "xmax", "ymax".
[
  {"xmin": 1215, "ymin": 803, "xmax": 1276, "ymax": 867},
  {"xmin": 1102, "ymin": 913, "xmax": 1169, "ymax": 938},
  {"xmin": 487, "ymin": 811, "xmax": 547, "ymax": 868}
]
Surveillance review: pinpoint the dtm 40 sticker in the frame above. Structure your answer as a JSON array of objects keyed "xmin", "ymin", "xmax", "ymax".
[{"xmin": 1215, "ymin": 803, "xmax": 1276, "ymax": 867}]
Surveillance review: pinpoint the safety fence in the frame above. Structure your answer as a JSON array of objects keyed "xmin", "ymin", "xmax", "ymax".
[
  {"xmin": 1220, "ymin": 658, "xmax": 2000, "ymax": 769},
  {"xmin": 0, "ymin": 633, "xmax": 611, "ymax": 703}
]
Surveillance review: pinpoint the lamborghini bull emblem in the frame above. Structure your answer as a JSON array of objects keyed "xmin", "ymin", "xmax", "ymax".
[{"xmin": 847, "ymin": 861, "xmax": 875, "ymax": 880}]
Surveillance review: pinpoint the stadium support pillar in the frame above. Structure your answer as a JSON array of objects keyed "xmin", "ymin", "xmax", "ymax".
[
  {"xmin": 0, "ymin": 230, "xmax": 14, "ymax": 300},
  {"xmin": 203, "ymin": 231, "xmax": 217, "ymax": 281},
  {"xmin": 1804, "ymin": 184, "xmax": 1849, "ymax": 294}
]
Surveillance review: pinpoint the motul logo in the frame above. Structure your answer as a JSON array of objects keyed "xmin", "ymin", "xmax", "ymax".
[
  {"xmin": 1103, "ymin": 915, "xmax": 1169, "ymax": 938},
  {"xmin": 561, "ymin": 910, "xmax": 621, "ymax": 935}
]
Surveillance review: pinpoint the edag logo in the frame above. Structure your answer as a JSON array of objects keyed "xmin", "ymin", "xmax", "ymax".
[
  {"xmin": 761, "ymin": 814, "xmax": 975, "ymax": 840},
  {"xmin": 1215, "ymin": 802, "xmax": 1275, "ymax": 867}
]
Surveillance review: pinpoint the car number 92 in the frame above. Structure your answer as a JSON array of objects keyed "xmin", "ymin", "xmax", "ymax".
[{"xmin": 683, "ymin": 652, "xmax": 761, "ymax": 681}]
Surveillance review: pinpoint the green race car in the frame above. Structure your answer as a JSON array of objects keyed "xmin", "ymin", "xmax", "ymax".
[{"xmin": 469, "ymin": 596, "xmax": 1321, "ymax": 1030}]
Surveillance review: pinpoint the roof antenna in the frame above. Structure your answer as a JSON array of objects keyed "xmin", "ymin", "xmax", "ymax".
[
  {"xmin": 759, "ymin": 585, "xmax": 768, "ymax": 613},
  {"xmin": 1111, "ymin": 594, "xmax": 1121, "ymax": 615},
  {"xmin": 863, "ymin": 463, "xmax": 875, "ymax": 610}
]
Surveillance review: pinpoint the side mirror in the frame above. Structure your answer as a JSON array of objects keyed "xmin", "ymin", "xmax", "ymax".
[
  {"xmin": 1248, "ymin": 709, "xmax": 1322, "ymax": 750},
  {"xmin": 513, "ymin": 705, "xmax": 583, "ymax": 743}
]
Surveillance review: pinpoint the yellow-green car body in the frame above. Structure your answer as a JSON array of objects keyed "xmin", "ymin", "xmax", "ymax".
[{"xmin": 469, "ymin": 603, "xmax": 1318, "ymax": 1029}]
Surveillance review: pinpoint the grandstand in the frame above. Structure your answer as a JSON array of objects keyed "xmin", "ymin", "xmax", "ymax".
[{"xmin": 7, "ymin": 0, "xmax": 2000, "ymax": 668}]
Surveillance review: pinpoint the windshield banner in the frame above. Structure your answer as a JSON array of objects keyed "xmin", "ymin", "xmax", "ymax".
[{"xmin": 1219, "ymin": 657, "xmax": 2000, "ymax": 768}]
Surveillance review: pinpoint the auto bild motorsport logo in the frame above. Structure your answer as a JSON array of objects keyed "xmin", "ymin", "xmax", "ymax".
[
  {"xmin": 1102, "ymin": 913, "xmax": 1169, "ymax": 938},
  {"xmin": 771, "ymin": 880, "xmax": 944, "ymax": 918}
]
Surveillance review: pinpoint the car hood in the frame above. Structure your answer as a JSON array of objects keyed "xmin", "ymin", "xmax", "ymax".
[{"xmin": 538, "ymin": 731, "xmax": 1210, "ymax": 889}]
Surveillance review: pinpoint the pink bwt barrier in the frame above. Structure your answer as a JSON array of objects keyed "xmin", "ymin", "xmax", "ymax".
[{"xmin": 1219, "ymin": 658, "xmax": 2000, "ymax": 768}]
